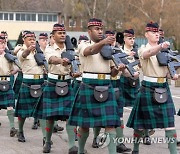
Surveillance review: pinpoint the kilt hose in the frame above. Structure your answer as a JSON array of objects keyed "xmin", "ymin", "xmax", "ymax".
[
  {"xmin": 15, "ymin": 78, "xmax": 44, "ymax": 118},
  {"xmin": 0, "ymin": 75, "xmax": 15, "ymax": 109},
  {"xmin": 119, "ymin": 76, "xmax": 140, "ymax": 107},
  {"xmin": 68, "ymin": 78, "xmax": 121, "ymax": 128},
  {"xmin": 42, "ymin": 77, "xmax": 74, "ymax": 121},
  {"xmin": 13, "ymin": 71, "xmax": 23, "ymax": 100},
  {"xmin": 127, "ymin": 80, "xmax": 176, "ymax": 129},
  {"xmin": 177, "ymin": 109, "xmax": 180, "ymax": 116},
  {"xmin": 111, "ymin": 79, "xmax": 123, "ymax": 118}
]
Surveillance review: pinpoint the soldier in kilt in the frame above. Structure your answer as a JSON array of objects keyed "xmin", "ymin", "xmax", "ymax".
[
  {"xmin": 0, "ymin": 35, "xmax": 18, "ymax": 137},
  {"xmin": 42, "ymin": 24, "xmax": 80, "ymax": 153},
  {"xmin": 68, "ymin": 18, "xmax": 126, "ymax": 154},
  {"xmin": 15, "ymin": 31, "xmax": 45, "ymax": 142},
  {"xmin": 126, "ymin": 22, "xmax": 179, "ymax": 154}
]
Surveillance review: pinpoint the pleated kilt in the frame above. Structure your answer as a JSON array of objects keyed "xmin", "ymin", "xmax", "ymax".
[
  {"xmin": 0, "ymin": 75, "xmax": 15, "ymax": 109},
  {"xmin": 15, "ymin": 78, "xmax": 44, "ymax": 118},
  {"xmin": 69, "ymin": 78, "xmax": 121, "ymax": 128},
  {"xmin": 177, "ymin": 109, "xmax": 180, "ymax": 116},
  {"xmin": 127, "ymin": 80, "xmax": 176, "ymax": 129},
  {"xmin": 72, "ymin": 78, "xmax": 82, "ymax": 95},
  {"xmin": 13, "ymin": 71, "xmax": 23, "ymax": 99},
  {"xmin": 42, "ymin": 77, "xmax": 74, "ymax": 121},
  {"xmin": 111, "ymin": 79, "xmax": 123, "ymax": 118},
  {"xmin": 119, "ymin": 76, "xmax": 140, "ymax": 107}
]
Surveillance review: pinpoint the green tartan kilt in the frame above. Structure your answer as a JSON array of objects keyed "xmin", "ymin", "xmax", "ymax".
[
  {"xmin": 13, "ymin": 71, "xmax": 23, "ymax": 99},
  {"xmin": 111, "ymin": 79, "xmax": 123, "ymax": 118},
  {"xmin": 177, "ymin": 109, "xmax": 180, "ymax": 116},
  {"xmin": 42, "ymin": 78, "xmax": 74, "ymax": 121},
  {"xmin": 119, "ymin": 76, "xmax": 140, "ymax": 107},
  {"xmin": 69, "ymin": 78, "xmax": 121, "ymax": 128},
  {"xmin": 72, "ymin": 79, "xmax": 81, "ymax": 95},
  {"xmin": 0, "ymin": 75, "xmax": 15, "ymax": 109},
  {"xmin": 127, "ymin": 80, "xmax": 176, "ymax": 129},
  {"xmin": 15, "ymin": 78, "xmax": 44, "ymax": 118}
]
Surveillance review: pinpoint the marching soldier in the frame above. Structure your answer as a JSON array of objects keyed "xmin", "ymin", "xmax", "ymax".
[
  {"xmin": 68, "ymin": 18, "xmax": 124, "ymax": 154},
  {"xmin": 1, "ymin": 31, "xmax": 13, "ymax": 50},
  {"xmin": 42, "ymin": 23, "xmax": 79, "ymax": 153},
  {"xmin": 127, "ymin": 22, "xmax": 179, "ymax": 154},
  {"xmin": 15, "ymin": 31, "xmax": 45, "ymax": 142},
  {"xmin": 0, "ymin": 35, "xmax": 18, "ymax": 137}
]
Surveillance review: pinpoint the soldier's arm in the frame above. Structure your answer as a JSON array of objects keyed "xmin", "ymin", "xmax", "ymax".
[
  {"xmin": 49, "ymin": 56, "xmax": 69, "ymax": 66},
  {"xmin": 143, "ymin": 41, "xmax": 170, "ymax": 59},
  {"xmin": 22, "ymin": 45, "xmax": 35, "ymax": 58}
]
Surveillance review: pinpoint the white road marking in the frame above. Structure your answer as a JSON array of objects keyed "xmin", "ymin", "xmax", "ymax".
[{"xmin": 172, "ymin": 96, "xmax": 180, "ymax": 99}]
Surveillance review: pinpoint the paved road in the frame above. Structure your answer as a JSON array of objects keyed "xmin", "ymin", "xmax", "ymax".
[{"xmin": 0, "ymin": 81, "xmax": 179, "ymax": 154}]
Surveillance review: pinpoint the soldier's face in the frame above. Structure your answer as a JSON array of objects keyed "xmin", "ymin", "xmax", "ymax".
[
  {"xmin": 24, "ymin": 37, "xmax": 36, "ymax": 48},
  {"xmin": 53, "ymin": 31, "xmax": 66, "ymax": 43},
  {"xmin": 88, "ymin": 26, "xmax": 103, "ymax": 42},
  {"xmin": 124, "ymin": 36, "xmax": 135, "ymax": 47},
  {"xmin": 145, "ymin": 31, "xmax": 159, "ymax": 43},
  {"xmin": 39, "ymin": 39, "xmax": 48, "ymax": 49},
  {"xmin": 0, "ymin": 41, "xmax": 5, "ymax": 54}
]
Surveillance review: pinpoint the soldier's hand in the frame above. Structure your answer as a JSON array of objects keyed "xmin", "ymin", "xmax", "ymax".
[
  {"xmin": 132, "ymin": 71, "xmax": 140, "ymax": 78},
  {"xmin": 129, "ymin": 51, "xmax": 136, "ymax": 56},
  {"xmin": 117, "ymin": 63, "xmax": 126, "ymax": 71},
  {"xmin": 172, "ymin": 74, "xmax": 179, "ymax": 80},
  {"xmin": 27, "ymin": 45, "xmax": 36, "ymax": 52},
  {"xmin": 102, "ymin": 36, "xmax": 116, "ymax": 45},
  {"xmin": 161, "ymin": 41, "xmax": 170, "ymax": 49},
  {"xmin": 61, "ymin": 58, "xmax": 69, "ymax": 66},
  {"xmin": 71, "ymin": 72, "xmax": 82, "ymax": 78}
]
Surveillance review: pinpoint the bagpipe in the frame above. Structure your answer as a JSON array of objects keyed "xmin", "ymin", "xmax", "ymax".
[{"xmin": 61, "ymin": 35, "xmax": 80, "ymax": 73}]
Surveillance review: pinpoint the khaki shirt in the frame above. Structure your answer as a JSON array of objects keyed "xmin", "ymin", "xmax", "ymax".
[
  {"xmin": 79, "ymin": 40, "xmax": 113, "ymax": 73},
  {"xmin": 17, "ymin": 45, "xmax": 44, "ymax": 75},
  {"xmin": 45, "ymin": 43, "xmax": 71, "ymax": 75},
  {"xmin": 123, "ymin": 45, "xmax": 139, "ymax": 71},
  {"xmin": 0, "ymin": 53, "xmax": 15, "ymax": 76},
  {"xmin": 138, "ymin": 43, "xmax": 168, "ymax": 77}
]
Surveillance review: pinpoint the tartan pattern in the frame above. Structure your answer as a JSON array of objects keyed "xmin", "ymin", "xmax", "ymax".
[
  {"xmin": 111, "ymin": 79, "xmax": 123, "ymax": 118},
  {"xmin": 13, "ymin": 71, "xmax": 23, "ymax": 99},
  {"xmin": 69, "ymin": 78, "xmax": 120, "ymax": 128},
  {"xmin": 0, "ymin": 75, "xmax": 15, "ymax": 109},
  {"xmin": 15, "ymin": 78, "xmax": 44, "ymax": 118},
  {"xmin": 177, "ymin": 109, "xmax": 180, "ymax": 116},
  {"xmin": 72, "ymin": 79, "xmax": 81, "ymax": 95},
  {"xmin": 127, "ymin": 80, "xmax": 176, "ymax": 129},
  {"xmin": 42, "ymin": 78, "xmax": 74, "ymax": 120},
  {"xmin": 119, "ymin": 76, "xmax": 140, "ymax": 107}
]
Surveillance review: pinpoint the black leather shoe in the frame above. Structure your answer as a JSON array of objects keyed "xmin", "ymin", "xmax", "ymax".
[
  {"xmin": 53, "ymin": 124, "xmax": 64, "ymax": 132},
  {"xmin": 143, "ymin": 136, "xmax": 151, "ymax": 145},
  {"xmin": 117, "ymin": 143, "xmax": 131, "ymax": 153},
  {"xmin": 43, "ymin": 137, "xmax": 53, "ymax": 146},
  {"xmin": 10, "ymin": 127, "xmax": 18, "ymax": 137},
  {"xmin": 18, "ymin": 132, "xmax": 26, "ymax": 142},
  {"xmin": 43, "ymin": 142, "xmax": 51, "ymax": 153},
  {"xmin": 132, "ymin": 151, "xmax": 139, "ymax": 154},
  {"xmin": 177, "ymin": 141, "xmax": 180, "ymax": 147},
  {"xmin": 0, "ymin": 122, "xmax": 1, "ymax": 126},
  {"xmin": 92, "ymin": 137, "xmax": 99, "ymax": 148},
  {"xmin": 32, "ymin": 123, "xmax": 38, "ymax": 130},
  {"xmin": 68, "ymin": 146, "xmax": 78, "ymax": 154}
]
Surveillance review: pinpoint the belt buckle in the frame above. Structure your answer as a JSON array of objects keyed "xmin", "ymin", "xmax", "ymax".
[
  {"xmin": 1, "ymin": 77, "xmax": 6, "ymax": 81},
  {"xmin": 58, "ymin": 75, "xmax": 64, "ymax": 80},
  {"xmin": 98, "ymin": 74, "xmax": 105, "ymax": 79},
  {"xmin": 157, "ymin": 78, "xmax": 164, "ymax": 83},
  {"xmin": 111, "ymin": 76, "xmax": 117, "ymax": 80},
  {"xmin": 34, "ymin": 74, "xmax": 40, "ymax": 79}
]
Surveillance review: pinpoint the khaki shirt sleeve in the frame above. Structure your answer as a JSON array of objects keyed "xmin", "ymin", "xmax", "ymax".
[
  {"xmin": 44, "ymin": 46, "xmax": 55, "ymax": 62},
  {"xmin": 110, "ymin": 60, "xmax": 115, "ymax": 67},
  {"xmin": 138, "ymin": 45, "xmax": 146, "ymax": 60},
  {"xmin": 17, "ymin": 49, "xmax": 25, "ymax": 62},
  {"xmin": 79, "ymin": 41, "xmax": 89, "ymax": 57}
]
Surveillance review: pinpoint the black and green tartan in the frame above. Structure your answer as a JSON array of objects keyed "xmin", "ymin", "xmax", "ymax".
[
  {"xmin": 13, "ymin": 71, "xmax": 23, "ymax": 99},
  {"xmin": 0, "ymin": 75, "xmax": 15, "ymax": 109},
  {"xmin": 72, "ymin": 78, "xmax": 81, "ymax": 95},
  {"xmin": 111, "ymin": 79, "xmax": 123, "ymax": 118},
  {"xmin": 15, "ymin": 78, "xmax": 44, "ymax": 118},
  {"xmin": 42, "ymin": 77, "xmax": 74, "ymax": 121},
  {"xmin": 177, "ymin": 109, "xmax": 180, "ymax": 116},
  {"xmin": 119, "ymin": 76, "xmax": 140, "ymax": 107},
  {"xmin": 69, "ymin": 78, "xmax": 120, "ymax": 128},
  {"xmin": 127, "ymin": 80, "xmax": 176, "ymax": 129}
]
